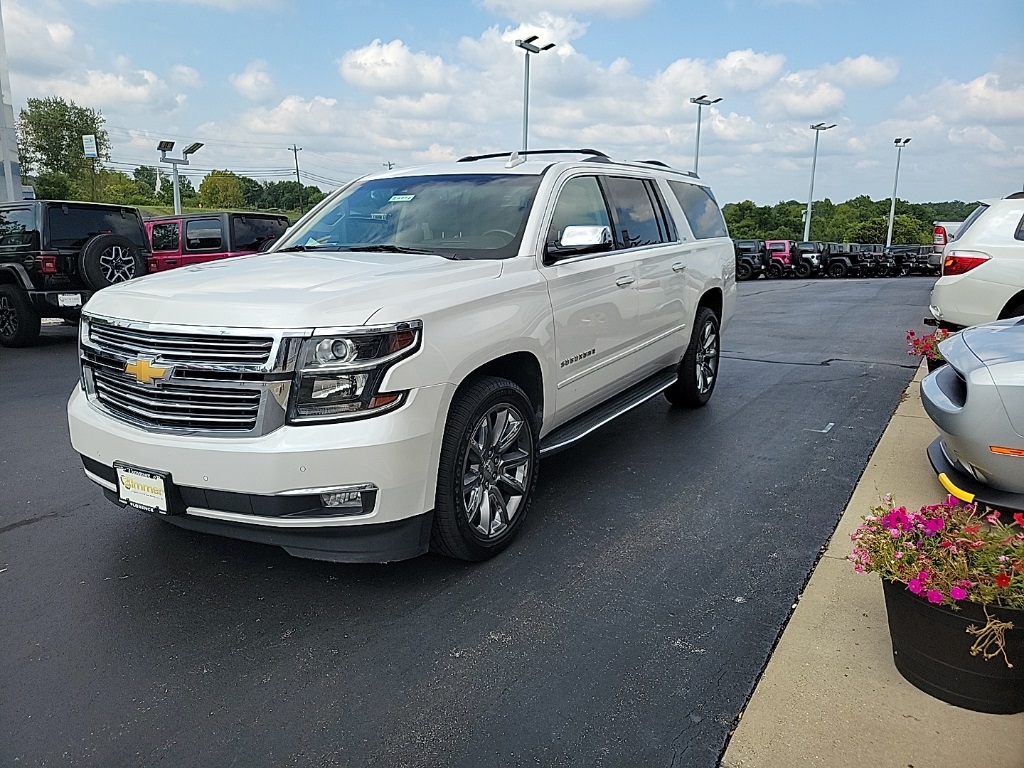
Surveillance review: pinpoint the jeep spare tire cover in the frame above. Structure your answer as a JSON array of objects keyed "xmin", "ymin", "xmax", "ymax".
[{"xmin": 78, "ymin": 234, "xmax": 147, "ymax": 290}]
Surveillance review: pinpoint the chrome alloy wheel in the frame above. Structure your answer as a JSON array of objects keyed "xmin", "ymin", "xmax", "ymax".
[
  {"xmin": 461, "ymin": 403, "xmax": 534, "ymax": 538},
  {"xmin": 0, "ymin": 295, "xmax": 17, "ymax": 337},
  {"xmin": 99, "ymin": 245, "xmax": 137, "ymax": 283},
  {"xmin": 694, "ymin": 319, "xmax": 719, "ymax": 395}
]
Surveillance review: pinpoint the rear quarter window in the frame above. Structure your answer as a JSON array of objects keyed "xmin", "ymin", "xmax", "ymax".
[
  {"xmin": 231, "ymin": 215, "xmax": 288, "ymax": 252},
  {"xmin": 602, "ymin": 176, "xmax": 668, "ymax": 248},
  {"xmin": 0, "ymin": 208, "xmax": 35, "ymax": 247},
  {"xmin": 668, "ymin": 181, "xmax": 728, "ymax": 239},
  {"xmin": 185, "ymin": 218, "xmax": 224, "ymax": 251},
  {"xmin": 151, "ymin": 222, "xmax": 180, "ymax": 251}
]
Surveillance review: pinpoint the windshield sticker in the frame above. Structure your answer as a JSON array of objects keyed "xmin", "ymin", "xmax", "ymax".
[
  {"xmin": 304, "ymin": 237, "xmax": 320, "ymax": 246},
  {"xmin": 389, "ymin": 194, "xmax": 416, "ymax": 202}
]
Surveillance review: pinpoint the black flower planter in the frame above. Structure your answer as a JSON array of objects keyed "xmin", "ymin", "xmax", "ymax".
[
  {"xmin": 925, "ymin": 356, "xmax": 945, "ymax": 372},
  {"xmin": 882, "ymin": 580, "xmax": 1024, "ymax": 714}
]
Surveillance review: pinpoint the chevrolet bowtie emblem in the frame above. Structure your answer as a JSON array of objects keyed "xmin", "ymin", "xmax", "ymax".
[{"xmin": 125, "ymin": 357, "xmax": 171, "ymax": 384}]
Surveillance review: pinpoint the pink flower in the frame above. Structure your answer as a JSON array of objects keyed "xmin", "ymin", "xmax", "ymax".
[
  {"xmin": 882, "ymin": 508, "xmax": 911, "ymax": 532},
  {"xmin": 923, "ymin": 518, "xmax": 944, "ymax": 536},
  {"xmin": 854, "ymin": 564, "xmax": 865, "ymax": 574},
  {"xmin": 986, "ymin": 511, "xmax": 1002, "ymax": 525},
  {"xmin": 907, "ymin": 580, "xmax": 923, "ymax": 595},
  {"xmin": 918, "ymin": 571, "xmax": 930, "ymax": 582},
  {"xmin": 927, "ymin": 590, "xmax": 944, "ymax": 604},
  {"xmin": 894, "ymin": 551, "xmax": 904, "ymax": 559},
  {"xmin": 950, "ymin": 587, "xmax": 967, "ymax": 600}
]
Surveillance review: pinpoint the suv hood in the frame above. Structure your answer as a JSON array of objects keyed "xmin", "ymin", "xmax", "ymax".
[{"xmin": 84, "ymin": 251, "xmax": 503, "ymax": 328}]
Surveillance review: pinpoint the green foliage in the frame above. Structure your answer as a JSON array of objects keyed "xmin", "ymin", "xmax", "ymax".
[
  {"xmin": 97, "ymin": 170, "xmax": 154, "ymax": 206},
  {"xmin": 200, "ymin": 170, "xmax": 245, "ymax": 209},
  {"xmin": 17, "ymin": 97, "xmax": 109, "ymax": 190},
  {"xmin": 32, "ymin": 171, "xmax": 79, "ymax": 200},
  {"xmin": 723, "ymin": 195, "xmax": 955, "ymax": 244}
]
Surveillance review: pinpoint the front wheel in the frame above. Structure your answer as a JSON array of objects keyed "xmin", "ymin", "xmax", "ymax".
[
  {"xmin": 665, "ymin": 306, "xmax": 720, "ymax": 409},
  {"xmin": 431, "ymin": 377, "xmax": 539, "ymax": 561}
]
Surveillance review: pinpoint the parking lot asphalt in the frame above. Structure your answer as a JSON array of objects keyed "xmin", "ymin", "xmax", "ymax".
[{"xmin": 1, "ymin": 277, "xmax": 935, "ymax": 767}]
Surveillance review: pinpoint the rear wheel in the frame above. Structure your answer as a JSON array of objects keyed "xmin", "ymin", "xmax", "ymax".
[
  {"xmin": 0, "ymin": 285, "xmax": 41, "ymax": 348},
  {"xmin": 795, "ymin": 261, "xmax": 812, "ymax": 278},
  {"xmin": 431, "ymin": 377, "xmax": 539, "ymax": 561},
  {"xmin": 665, "ymin": 306, "xmax": 720, "ymax": 409},
  {"xmin": 736, "ymin": 262, "xmax": 753, "ymax": 281},
  {"xmin": 766, "ymin": 262, "xmax": 783, "ymax": 279},
  {"xmin": 827, "ymin": 261, "xmax": 848, "ymax": 278}
]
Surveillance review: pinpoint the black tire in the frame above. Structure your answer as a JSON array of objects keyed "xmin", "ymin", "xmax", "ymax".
[
  {"xmin": 766, "ymin": 262, "xmax": 783, "ymax": 279},
  {"xmin": 827, "ymin": 261, "xmax": 848, "ymax": 278},
  {"xmin": 78, "ymin": 234, "xmax": 147, "ymax": 290},
  {"xmin": 736, "ymin": 262, "xmax": 753, "ymax": 281},
  {"xmin": 665, "ymin": 306, "xmax": 720, "ymax": 409},
  {"xmin": 795, "ymin": 261, "xmax": 812, "ymax": 279},
  {"xmin": 1001, "ymin": 302, "xmax": 1024, "ymax": 320},
  {"xmin": 0, "ymin": 284, "xmax": 41, "ymax": 348},
  {"xmin": 257, "ymin": 236, "xmax": 278, "ymax": 253},
  {"xmin": 431, "ymin": 376, "xmax": 539, "ymax": 561}
]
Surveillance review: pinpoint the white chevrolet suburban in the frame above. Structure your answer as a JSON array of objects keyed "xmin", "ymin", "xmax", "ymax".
[{"xmin": 68, "ymin": 149, "xmax": 735, "ymax": 563}]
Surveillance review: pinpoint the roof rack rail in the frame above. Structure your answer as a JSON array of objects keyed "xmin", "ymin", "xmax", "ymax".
[
  {"xmin": 1006, "ymin": 191, "xmax": 1024, "ymax": 199},
  {"xmin": 457, "ymin": 148, "xmax": 610, "ymax": 162},
  {"xmin": 636, "ymin": 160, "xmax": 670, "ymax": 168}
]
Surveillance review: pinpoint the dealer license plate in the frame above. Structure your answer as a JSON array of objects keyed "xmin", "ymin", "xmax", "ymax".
[{"xmin": 115, "ymin": 464, "xmax": 169, "ymax": 514}]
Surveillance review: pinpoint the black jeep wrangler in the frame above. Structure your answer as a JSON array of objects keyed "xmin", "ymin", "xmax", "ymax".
[{"xmin": 0, "ymin": 201, "xmax": 152, "ymax": 347}]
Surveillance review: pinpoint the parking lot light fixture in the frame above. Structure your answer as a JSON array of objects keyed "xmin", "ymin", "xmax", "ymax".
[
  {"xmin": 803, "ymin": 122, "xmax": 836, "ymax": 241},
  {"xmin": 886, "ymin": 137, "xmax": 912, "ymax": 248},
  {"xmin": 515, "ymin": 35, "xmax": 555, "ymax": 153},
  {"xmin": 689, "ymin": 95, "xmax": 722, "ymax": 175},
  {"xmin": 158, "ymin": 140, "xmax": 203, "ymax": 215}
]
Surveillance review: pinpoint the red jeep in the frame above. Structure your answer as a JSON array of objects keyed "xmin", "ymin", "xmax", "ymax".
[
  {"xmin": 764, "ymin": 239, "xmax": 797, "ymax": 278},
  {"xmin": 144, "ymin": 212, "xmax": 289, "ymax": 272}
]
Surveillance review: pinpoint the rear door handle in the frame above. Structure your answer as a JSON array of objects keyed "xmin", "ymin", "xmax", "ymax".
[
  {"xmin": 672, "ymin": 262, "xmax": 687, "ymax": 273},
  {"xmin": 615, "ymin": 276, "xmax": 635, "ymax": 287}
]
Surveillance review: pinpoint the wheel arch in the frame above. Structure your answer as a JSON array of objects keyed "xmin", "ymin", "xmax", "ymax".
[
  {"xmin": 698, "ymin": 287, "xmax": 723, "ymax": 321},
  {"xmin": 998, "ymin": 290, "xmax": 1024, "ymax": 319},
  {"xmin": 453, "ymin": 351, "xmax": 545, "ymax": 431}
]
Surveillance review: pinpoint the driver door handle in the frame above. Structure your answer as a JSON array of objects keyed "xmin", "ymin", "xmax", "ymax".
[
  {"xmin": 672, "ymin": 262, "xmax": 687, "ymax": 273},
  {"xmin": 615, "ymin": 276, "xmax": 635, "ymax": 287}
]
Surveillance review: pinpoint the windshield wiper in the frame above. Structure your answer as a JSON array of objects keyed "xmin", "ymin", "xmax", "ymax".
[
  {"xmin": 340, "ymin": 244, "xmax": 460, "ymax": 259},
  {"xmin": 275, "ymin": 244, "xmax": 325, "ymax": 252}
]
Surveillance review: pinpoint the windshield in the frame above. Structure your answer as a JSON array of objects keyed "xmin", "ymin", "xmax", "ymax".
[{"xmin": 276, "ymin": 173, "xmax": 542, "ymax": 260}]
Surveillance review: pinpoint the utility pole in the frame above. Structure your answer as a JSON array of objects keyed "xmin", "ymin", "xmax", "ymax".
[
  {"xmin": 383, "ymin": 161, "xmax": 395, "ymax": 170},
  {"xmin": 290, "ymin": 144, "xmax": 303, "ymax": 214}
]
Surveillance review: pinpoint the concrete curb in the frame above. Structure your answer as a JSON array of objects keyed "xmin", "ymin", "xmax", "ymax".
[{"xmin": 721, "ymin": 363, "xmax": 1024, "ymax": 768}]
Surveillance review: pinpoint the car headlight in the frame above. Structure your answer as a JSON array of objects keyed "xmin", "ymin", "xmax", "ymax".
[{"xmin": 288, "ymin": 320, "xmax": 422, "ymax": 424}]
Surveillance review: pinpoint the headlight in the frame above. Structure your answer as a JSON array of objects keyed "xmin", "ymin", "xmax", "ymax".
[{"xmin": 288, "ymin": 321, "xmax": 422, "ymax": 424}]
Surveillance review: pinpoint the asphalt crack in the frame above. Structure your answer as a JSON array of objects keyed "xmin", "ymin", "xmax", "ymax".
[{"xmin": 721, "ymin": 353, "xmax": 918, "ymax": 370}]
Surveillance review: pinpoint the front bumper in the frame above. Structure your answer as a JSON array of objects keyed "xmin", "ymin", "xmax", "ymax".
[
  {"xmin": 927, "ymin": 437, "xmax": 1024, "ymax": 514},
  {"xmin": 68, "ymin": 381, "xmax": 453, "ymax": 561}
]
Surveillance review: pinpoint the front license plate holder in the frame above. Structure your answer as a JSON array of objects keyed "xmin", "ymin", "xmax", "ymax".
[{"xmin": 115, "ymin": 463, "xmax": 172, "ymax": 515}]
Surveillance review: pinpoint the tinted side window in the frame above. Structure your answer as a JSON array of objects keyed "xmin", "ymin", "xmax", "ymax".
[
  {"xmin": 185, "ymin": 219, "xmax": 224, "ymax": 251},
  {"xmin": 547, "ymin": 176, "xmax": 612, "ymax": 244},
  {"xmin": 231, "ymin": 215, "xmax": 287, "ymax": 252},
  {"xmin": 47, "ymin": 206, "xmax": 148, "ymax": 249},
  {"xmin": 151, "ymin": 222, "xmax": 180, "ymax": 251},
  {"xmin": 1015, "ymin": 213, "xmax": 1024, "ymax": 243},
  {"xmin": 603, "ymin": 176, "xmax": 666, "ymax": 249},
  {"xmin": 668, "ymin": 181, "xmax": 728, "ymax": 239},
  {"xmin": 0, "ymin": 208, "xmax": 34, "ymax": 247}
]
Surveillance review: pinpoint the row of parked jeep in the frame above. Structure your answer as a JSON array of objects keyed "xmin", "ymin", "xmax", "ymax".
[{"xmin": 734, "ymin": 239, "xmax": 939, "ymax": 281}]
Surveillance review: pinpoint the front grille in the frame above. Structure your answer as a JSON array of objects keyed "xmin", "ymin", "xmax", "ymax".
[
  {"xmin": 89, "ymin": 322, "xmax": 274, "ymax": 366},
  {"xmin": 93, "ymin": 370, "xmax": 261, "ymax": 432}
]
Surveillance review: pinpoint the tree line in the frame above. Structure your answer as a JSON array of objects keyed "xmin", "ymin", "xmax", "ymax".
[
  {"xmin": 16, "ymin": 96, "xmax": 325, "ymax": 214},
  {"xmin": 723, "ymin": 197, "xmax": 978, "ymax": 244}
]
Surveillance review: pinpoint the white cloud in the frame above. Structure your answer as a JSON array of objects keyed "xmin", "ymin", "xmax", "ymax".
[
  {"xmin": 653, "ymin": 49, "xmax": 786, "ymax": 97},
  {"xmin": 229, "ymin": 60, "xmax": 275, "ymax": 101},
  {"xmin": 820, "ymin": 55, "xmax": 898, "ymax": 88},
  {"xmin": 480, "ymin": 0, "xmax": 652, "ymax": 19},
  {"xmin": 761, "ymin": 73, "xmax": 845, "ymax": 118},
  {"xmin": 32, "ymin": 68, "xmax": 180, "ymax": 111},
  {"xmin": 171, "ymin": 65, "xmax": 201, "ymax": 88},
  {"xmin": 338, "ymin": 39, "xmax": 456, "ymax": 95},
  {"xmin": 906, "ymin": 73, "xmax": 1024, "ymax": 124},
  {"xmin": 948, "ymin": 126, "xmax": 1007, "ymax": 153},
  {"xmin": 3, "ymin": 0, "xmax": 80, "ymax": 76}
]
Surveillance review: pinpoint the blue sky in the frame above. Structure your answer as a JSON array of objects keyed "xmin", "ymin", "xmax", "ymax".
[{"xmin": 6, "ymin": 0, "xmax": 1023, "ymax": 205}]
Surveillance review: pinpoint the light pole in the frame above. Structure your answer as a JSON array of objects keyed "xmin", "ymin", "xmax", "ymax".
[
  {"xmin": 886, "ymin": 137, "xmax": 911, "ymax": 248},
  {"xmin": 803, "ymin": 122, "xmax": 835, "ymax": 241},
  {"xmin": 157, "ymin": 140, "xmax": 203, "ymax": 215},
  {"xmin": 690, "ymin": 95, "xmax": 721, "ymax": 175},
  {"xmin": 515, "ymin": 35, "xmax": 554, "ymax": 153}
]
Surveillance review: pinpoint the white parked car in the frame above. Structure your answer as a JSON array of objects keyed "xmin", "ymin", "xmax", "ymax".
[
  {"xmin": 928, "ymin": 192, "xmax": 1024, "ymax": 331},
  {"xmin": 67, "ymin": 149, "xmax": 735, "ymax": 562}
]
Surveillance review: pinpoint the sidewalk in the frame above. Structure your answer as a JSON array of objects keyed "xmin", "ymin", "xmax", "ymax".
[{"xmin": 722, "ymin": 364, "xmax": 1024, "ymax": 768}]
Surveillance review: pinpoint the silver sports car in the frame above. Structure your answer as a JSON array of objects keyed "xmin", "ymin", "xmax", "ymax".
[{"xmin": 921, "ymin": 317, "xmax": 1024, "ymax": 512}]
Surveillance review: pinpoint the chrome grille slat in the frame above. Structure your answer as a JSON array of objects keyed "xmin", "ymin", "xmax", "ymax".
[
  {"xmin": 93, "ymin": 371, "xmax": 259, "ymax": 402},
  {"xmin": 89, "ymin": 323, "xmax": 274, "ymax": 366}
]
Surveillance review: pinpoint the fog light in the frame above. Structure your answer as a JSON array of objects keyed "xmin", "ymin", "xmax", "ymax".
[{"xmin": 321, "ymin": 491, "xmax": 363, "ymax": 508}]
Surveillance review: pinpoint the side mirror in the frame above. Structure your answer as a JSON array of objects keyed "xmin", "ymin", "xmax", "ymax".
[{"xmin": 547, "ymin": 225, "xmax": 613, "ymax": 260}]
